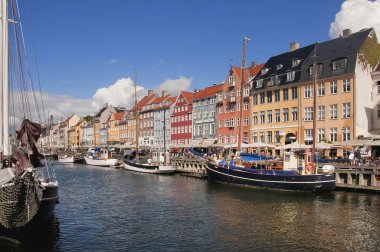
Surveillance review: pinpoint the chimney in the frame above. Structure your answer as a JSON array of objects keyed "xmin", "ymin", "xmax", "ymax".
[
  {"xmin": 162, "ymin": 90, "xmax": 169, "ymax": 97},
  {"xmin": 251, "ymin": 61, "xmax": 257, "ymax": 67},
  {"xmin": 148, "ymin": 89, "xmax": 154, "ymax": 96},
  {"xmin": 342, "ymin": 29, "xmax": 351, "ymax": 37},
  {"xmin": 289, "ymin": 42, "xmax": 300, "ymax": 52}
]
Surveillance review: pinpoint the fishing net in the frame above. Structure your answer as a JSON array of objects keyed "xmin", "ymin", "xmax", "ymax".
[{"xmin": 0, "ymin": 174, "xmax": 43, "ymax": 229}]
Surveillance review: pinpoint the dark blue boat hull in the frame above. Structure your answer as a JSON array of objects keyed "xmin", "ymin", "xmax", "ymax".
[{"xmin": 205, "ymin": 162, "xmax": 335, "ymax": 192}]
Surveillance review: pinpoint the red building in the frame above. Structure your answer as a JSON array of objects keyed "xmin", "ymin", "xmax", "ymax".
[
  {"xmin": 170, "ymin": 91, "xmax": 194, "ymax": 145},
  {"xmin": 216, "ymin": 64, "xmax": 263, "ymax": 146}
]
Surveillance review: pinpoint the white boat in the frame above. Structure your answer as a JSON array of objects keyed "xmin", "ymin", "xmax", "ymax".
[
  {"xmin": 85, "ymin": 148, "xmax": 119, "ymax": 167},
  {"xmin": 123, "ymin": 158, "xmax": 176, "ymax": 174},
  {"xmin": 0, "ymin": 0, "xmax": 58, "ymax": 231},
  {"xmin": 57, "ymin": 156, "xmax": 75, "ymax": 164}
]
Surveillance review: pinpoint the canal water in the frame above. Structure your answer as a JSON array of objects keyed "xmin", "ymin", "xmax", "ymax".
[{"xmin": 1, "ymin": 164, "xmax": 379, "ymax": 251}]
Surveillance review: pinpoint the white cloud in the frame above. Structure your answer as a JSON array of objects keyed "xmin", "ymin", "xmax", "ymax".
[
  {"xmin": 329, "ymin": 0, "xmax": 380, "ymax": 40},
  {"xmin": 91, "ymin": 77, "xmax": 145, "ymax": 109},
  {"xmin": 105, "ymin": 58, "xmax": 118, "ymax": 65},
  {"xmin": 157, "ymin": 76, "xmax": 192, "ymax": 95}
]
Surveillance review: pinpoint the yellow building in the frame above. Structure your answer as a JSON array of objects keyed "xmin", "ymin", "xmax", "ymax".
[{"xmin": 107, "ymin": 111, "xmax": 125, "ymax": 145}]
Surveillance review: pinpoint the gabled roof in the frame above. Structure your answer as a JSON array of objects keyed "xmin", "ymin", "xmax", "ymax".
[
  {"xmin": 194, "ymin": 83, "xmax": 224, "ymax": 100},
  {"xmin": 232, "ymin": 64, "xmax": 265, "ymax": 81},
  {"xmin": 75, "ymin": 119, "xmax": 84, "ymax": 127},
  {"xmin": 131, "ymin": 94, "xmax": 157, "ymax": 111},
  {"xmin": 181, "ymin": 91, "xmax": 194, "ymax": 104},
  {"xmin": 113, "ymin": 111, "xmax": 125, "ymax": 120},
  {"xmin": 155, "ymin": 96, "xmax": 177, "ymax": 110}
]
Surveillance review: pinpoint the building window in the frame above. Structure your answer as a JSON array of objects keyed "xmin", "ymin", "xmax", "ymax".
[
  {"xmin": 330, "ymin": 81, "xmax": 337, "ymax": 94},
  {"xmin": 274, "ymin": 131, "xmax": 280, "ymax": 143},
  {"xmin": 253, "ymin": 112, "xmax": 258, "ymax": 124},
  {"xmin": 343, "ymin": 79, "xmax": 351, "ymax": 93},
  {"xmin": 218, "ymin": 120, "xmax": 223, "ymax": 128},
  {"xmin": 228, "ymin": 76, "xmax": 235, "ymax": 86},
  {"xmin": 283, "ymin": 88, "xmax": 289, "ymax": 101},
  {"xmin": 260, "ymin": 111, "xmax": 265, "ymax": 124},
  {"xmin": 275, "ymin": 109, "xmax": 280, "ymax": 122},
  {"xmin": 237, "ymin": 88, "xmax": 241, "ymax": 97},
  {"xmin": 318, "ymin": 83, "xmax": 325, "ymax": 96},
  {"xmin": 318, "ymin": 105, "xmax": 325, "ymax": 120},
  {"xmin": 256, "ymin": 79, "xmax": 262, "ymax": 88},
  {"xmin": 267, "ymin": 110, "xmax": 272, "ymax": 123},
  {"xmin": 342, "ymin": 127, "xmax": 350, "ymax": 141},
  {"xmin": 219, "ymin": 135, "xmax": 223, "ymax": 144},
  {"xmin": 291, "ymin": 86, "xmax": 298, "ymax": 99},
  {"xmin": 244, "ymin": 86, "xmax": 250, "ymax": 97},
  {"xmin": 237, "ymin": 103, "xmax": 241, "ymax": 111},
  {"xmin": 260, "ymin": 92, "xmax": 265, "ymax": 104},
  {"xmin": 292, "ymin": 107, "xmax": 298, "ymax": 121},
  {"xmin": 267, "ymin": 131, "xmax": 273, "ymax": 143},
  {"xmin": 253, "ymin": 133, "xmax": 258, "ymax": 143},
  {"xmin": 305, "ymin": 129, "xmax": 313, "ymax": 140},
  {"xmin": 286, "ymin": 71, "xmax": 295, "ymax": 81},
  {"xmin": 332, "ymin": 58, "xmax": 347, "ymax": 71},
  {"xmin": 243, "ymin": 117, "xmax": 249, "ymax": 125},
  {"xmin": 283, "ymin": 108, "xmax": 289, "ymax": 122},
  {"xmin": 253, "ymin": 94, "xmax": 258, "ymax": 105},
  {"xmin": 304, "ymin": 107, "xmax": 313, "ymax": 121},
  {"xmin": 225, "ymin": 135, "xmax": 229, "ymax": 144},
  {"xmin": 304, "ymin": 85, "xmax": 313, "ymax": 98},
  {"xmin": 267, "ymin": 91, "xmax": 272, "ymax": 103},
  {"xmin": 378, "ymin": 105, "xmax": 380, "ymax": 118},
  {"xmin": 330, "ymin": 128, "xmax": 338, "ymax": 142},
  {"xmin": 274, "ymin": 90, "xmax": 280, "ymax": 102},
  {"xmin": 244, "ymin": 102, "xmax": 249, "ymax": 110},
  {"xmin": 342, "ymin": 103, "xmax": 351, "ymax": 118},
  {"xmin": 330, "ymin": 104, "xmax": 337, "ymax": 119},
  {"xmin": 292, "ymin": 59, "xmax": 300, "ymax": 67},
  {"xmin": 260, "ymin": 132, "xmax": 265, "ymax": 142},
  {"xmin": 318, "ymin": 128, "xmax": 325, "ymax": 142},
  {"xmin": 377, "ymin": 81, "xmax": 380, "ymax": 94}
]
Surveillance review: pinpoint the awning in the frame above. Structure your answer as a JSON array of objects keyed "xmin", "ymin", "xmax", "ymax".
[
  {"xmin": 190, "ymin": 138, "xmax": 216, "ymax": 148},
  {"xmin": 275, "ymin": 142, "xmax": 312, "ymax": 150}
]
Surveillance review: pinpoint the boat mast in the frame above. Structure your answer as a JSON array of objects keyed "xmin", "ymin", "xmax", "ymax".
[
  {"xmin": 238, "ymin": 36, "xmax": 249, "ymax": 152},
  {"xmin": 134, "ymin": 68, "xmax": 139, "ymax": 161},
  {"xmin": 312, "ymin": 44, "xmax": 318, "ymax": 173},
  {"xmin": 0, "ymin": 0, "xmax": 9, "ymax": 156},
  {"xmin": 163, "ymin": 105, "xmax": 166, "ymax": 165}
]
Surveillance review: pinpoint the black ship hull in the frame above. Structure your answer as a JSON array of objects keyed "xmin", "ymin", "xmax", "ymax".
[
  {"xmin": 205, "ymin": 162, "xmax": 335, "ymax": 192},
  {"xmin": 0, "ymin": 183, "xmax": 59, "ymax": 232}
]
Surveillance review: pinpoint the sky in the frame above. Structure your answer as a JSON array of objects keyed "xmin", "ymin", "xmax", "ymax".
[{"xmin": 15, "ymin": 0, "xmax": 380, "ymax": 120}]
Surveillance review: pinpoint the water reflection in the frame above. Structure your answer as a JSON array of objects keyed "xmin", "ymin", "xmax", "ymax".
[{"xmin": 0, "ymin": 215, "xmax": 60, "ymax": 251}]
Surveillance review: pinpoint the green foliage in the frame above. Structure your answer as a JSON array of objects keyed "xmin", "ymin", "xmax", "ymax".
[
  {"xmin": 83, "ymin": 115, "xmax": 94, "ymax": 122},
  {"xmin": 358, "ymin": 31, "xmax": 380, "ymax": 70}
]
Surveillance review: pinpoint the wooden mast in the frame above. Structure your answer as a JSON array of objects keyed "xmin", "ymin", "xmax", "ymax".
[
  {"xmin": 163, "ymin": 104, "xmax": 166, "ymax": 165},
  {"xmin": 238, "ymin": 36, "xmax": 249, "ymax": 152},
  {"xmin": 312, "ymin": 44, "xmax": 318, "ymax": 173},
  {"xmin": 1, "ymin": 0, "xmax": 9, "ymax": 156},
  {"xmin": 134, "ymin": 68, "xmax": 139, "ymax": 161}
]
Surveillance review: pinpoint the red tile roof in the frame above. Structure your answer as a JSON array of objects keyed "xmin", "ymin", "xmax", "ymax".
[
  {"xmin": 75, "ymin": 119, "xmax": 84, "ymax": 127},
  {"xmin": 194, "ymin": 83, "xmax": 224, "ymax": 100},
  {"xmin": 131, "ymin": 94, "xmax": 157, "ymax": 111},
  {"xmin": 231, "ymin": 63, "xmax": 265, "ymax": 81},
  {"xmin": 181, "ymin": 91, "xmax": 194, "ymax": 104},
  {"xmin": 113, "ymin": 111, "xmax": 125, "ymax": 120}
]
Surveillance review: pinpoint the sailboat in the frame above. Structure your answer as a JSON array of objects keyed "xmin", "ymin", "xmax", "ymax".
[
  {"xmin": 122, "ymin": 70, "xmax": 176, "ymax": 174},
  {"xmin": 0, "ymin": 0, "xmax": 58, "ymax": 230},
  {"xmin": 205, "ymin": 38, "xmax": 336, "ymax": 192}
]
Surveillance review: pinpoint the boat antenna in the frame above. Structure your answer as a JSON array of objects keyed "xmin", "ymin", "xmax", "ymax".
[
  {"xmin": 312, "ymin": 44, "xmax": 318, "ymax": 174},
  {"xmin": 238, "ymin": 36, "xmax": 249, "ymax": 152},
  {"xmin": 134, "ymin": 68, "xmax": 139, "ymax": 161}
]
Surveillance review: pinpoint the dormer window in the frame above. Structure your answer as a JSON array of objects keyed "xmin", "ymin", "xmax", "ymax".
[
  {"xmin": 292, "ymin": 59, "xmax": 301, "ymax": 67},
  {"xmin": 228, "ymin": 76, "xmax": 235, "ymax": 86},
  {"xmin": 332, "ymin": 58, "xmax": 347, "ymax": 71},
  {"xmin": 261, "ymin": 68, "xmax": 268, "ymax": 75},
  {"xmin": 287, "ymin": 71, "xmax": 295, "ymax": 81},
  {"xmin": 267, "ymin": 77, "xmax": 274, "ymax": 87},
  {"xmin": 255, "ymin": 79, "xmax": 262, "ymax": 88},
  {"xmin": 309, "ymin": 64, "xmax": 323, "ymax": 76},
  {"xmin": 276, "ymin": 64, "xmax": 283, "ymax": 70}
]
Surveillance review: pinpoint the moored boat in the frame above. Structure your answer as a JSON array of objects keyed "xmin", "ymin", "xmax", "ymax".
[
  {"xmin": 123, "ymin": 153, "xmax": 176, "ymax": 174},
  {"xmin": 84, "ymin": 148, "xmax": 119, "ymax": 167}
]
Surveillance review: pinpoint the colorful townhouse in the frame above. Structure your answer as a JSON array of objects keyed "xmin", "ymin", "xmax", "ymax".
[
  {"xmin": 153, "ymin": 96, "xmax": 176, "ymax": 151},
  {"xmin": 192, "ymin": 84, "xmax": 223, "ymax": 141},
  {"xmin": 170, "ymin": 91, "xmax": 194, "ymax": 146},
  {"xmin": 216, "ymin": 63, "xmax": 264, "ymax": 146},
  {"xmin": 250, "ymin": 44, "xmax": 314, "ymax": 145},
  {"xmin": 138, "ymin": 90, "xmax": 159, "ymax": 146},
  {"xmin": 118, "ymin": 110, "xmax": 130, "ymax": 144},
  {"xmin": 251, "ymin": 28, "xmax": 380, "ymax": 156},
  {"xmin": 107, "ymin": 111, "xmax": 125, "ymax": 145},
  {"xmin": 81, "ymin": 120, "xmax": 94, "ymax": 147}
]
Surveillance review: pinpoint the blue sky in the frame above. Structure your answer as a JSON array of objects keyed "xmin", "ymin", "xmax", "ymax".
[
  {"xmin": 25, "ymin": 0, "xmax": 343, "ymax": 97},
  {"xmin": 15, "ymin": 0, "xmax": 380, "ymax": 118}
]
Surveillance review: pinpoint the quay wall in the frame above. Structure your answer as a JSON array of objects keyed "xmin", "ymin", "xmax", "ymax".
[{"xmin": 172, "ymin": 157, "xmax": 207, "ymax": 178}]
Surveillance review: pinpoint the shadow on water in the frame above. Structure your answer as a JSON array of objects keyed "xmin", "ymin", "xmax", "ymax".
[{"xmin": 0, "ymin": 215, "xmax": 60, "ymax": 251}]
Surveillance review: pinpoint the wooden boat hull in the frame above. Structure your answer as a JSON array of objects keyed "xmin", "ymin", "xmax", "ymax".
[
  {"xmin": 84, "ymin": 157, "xmax": 119, "ymax": 167},
  {"xmin": 123, "ymin": 160, "xmax": 176, "ymax": 174},
  {"xmin": 205, "ymin": 162, "xmax": 335, "ymax": 192}
]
